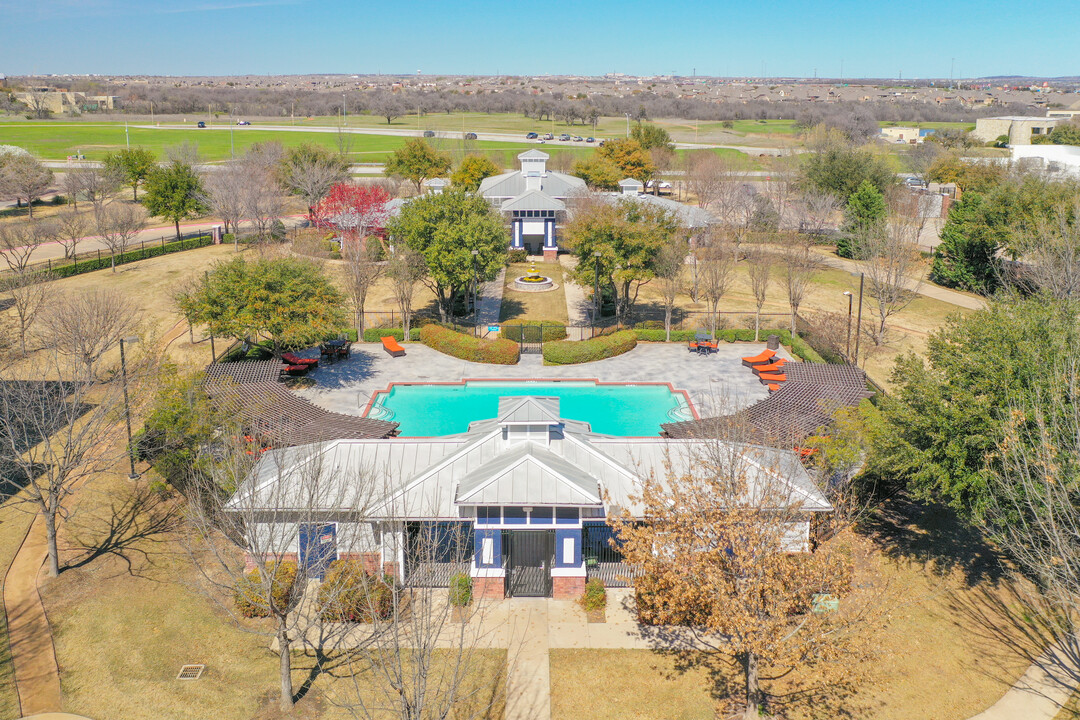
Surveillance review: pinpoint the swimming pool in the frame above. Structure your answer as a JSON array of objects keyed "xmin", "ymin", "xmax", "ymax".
[{"xmin": 364, "ymin": 380, "xmax": 696, "ymax": 437}]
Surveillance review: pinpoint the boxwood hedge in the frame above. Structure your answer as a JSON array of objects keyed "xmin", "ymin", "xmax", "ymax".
[
  {"xmin": 543, "ymin": 330, "xmax": 637, "ymax": 365},
  {"xmin": 499, "ymin": 321, "xmax": 567, "ymax": 342},
  {"xmin": 420, "ymin": 324, "xmax": 520, "ymax": 365},
  {"xmin": 362, "ymin": 327, "xmax": 421, "ymax": 342}
]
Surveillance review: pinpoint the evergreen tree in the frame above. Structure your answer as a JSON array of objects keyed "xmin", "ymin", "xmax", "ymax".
[
  {"xmin": 929, "ymin": 193, "xmax": 1005, "ymax": 294},
  {"xmin": 837, "ymin": 180, "xmax": 886, "ymax": 259}
]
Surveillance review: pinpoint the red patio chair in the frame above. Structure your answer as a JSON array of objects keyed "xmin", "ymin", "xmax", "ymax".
[
  {"xmin": 284, "ymin": 364, "xmax": 310, "ymax": 376},
  {"xmin": 741, "ymin": 349, "xmax": 776, "ymax": 367},
  {"xmin": 282, "ymin": 352, "xmax": 318, "ymax": 368}
]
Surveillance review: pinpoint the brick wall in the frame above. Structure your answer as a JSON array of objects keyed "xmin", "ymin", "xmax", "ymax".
[
  {"xmin": 552, "ymin": 576, "xmax": 585, "ymax": 600},
  {"xmin": 472, "ymin": 576, "xmax": 505, "ymax": 600}
]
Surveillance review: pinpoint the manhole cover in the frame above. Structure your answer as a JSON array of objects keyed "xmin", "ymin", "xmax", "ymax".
[{"xmin": 177, "ymin": 664, "xmax": 205, "ymax": 680}]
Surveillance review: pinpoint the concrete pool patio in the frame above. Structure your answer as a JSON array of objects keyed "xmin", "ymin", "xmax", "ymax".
[{"xmin": 291, "ymin": 340, "xmax": 791, "ymax": 424}]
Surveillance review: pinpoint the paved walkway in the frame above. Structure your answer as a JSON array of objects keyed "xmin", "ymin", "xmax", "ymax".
[
  {"xmin": 475, "ymin": 268, "xmax": 506, "ymax": 327},
  {"xmin": 4, "ymin": 515, "xmax": 62, "ymax": 717}
]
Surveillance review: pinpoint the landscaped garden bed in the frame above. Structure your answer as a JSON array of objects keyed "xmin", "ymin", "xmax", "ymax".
[
  {"xmin": 543, "ymin": 330, "xmax": 637, "ymax": 365},
  {"xmin": 420, "ymin": 324, "xmax": 520, "ymax": 364}
]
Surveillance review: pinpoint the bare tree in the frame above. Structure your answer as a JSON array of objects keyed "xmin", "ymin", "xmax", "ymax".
[
  {"xmin": 698, "ymin": 240, "xmax": 736, "ymax": 339},
  {"xmin": 166, "ymin": 141, "xmax": 202, "ymax": 167},
  {"xmin": 0, "ymin": 295, "xmax": 143, "ymax": 577},
  {"xmin": 95, "ymin": 203, "xmax": 147, "ymax": 271},
  {"xmin": 1018, "ymin": 198, "xmax": 1080, "ymax": 300},
  {"xmin": 60, "ymin": 170, "xmax": 83, "ymax": 211},
  {"xmin": 36, "ymin": 288, "xmax": 140, "ymax": 376},
  {"xmin": 654, "ymin": 238, "xmax": 687, "ymax": 341},
  {"xmin": 281, "ymin": 151, "xmax": 348, "ymax": 220},
  {"xmin": 2, "ymin": 154, "xmax": 53, "ymax": 219},
  {"xmin": 387, "ymin": 247, "xmax": 426, "ymax": 338},
  {"xmin": 182, "ymin": 435, "xmax": 381, "ymax": 712},
  {"xmin": 203, "ymin": 161, "xmax": 247, "ymax": 241},
  {"xmin": 780, "ymin": 243, "xmax": 819, "ymax": 337},
  {"xmin": 745, "ymin": 246, "xmax": 772, "ymax": 342},
  {"xmin": 54, "ymin": 207, "xmax": 88, "ymax": 260},
  {"xmin": 861, "ymin": 216, "xmax": 921, "ymax": 345},
  {"xmin": 6, "ymin": 272, "xmax": 54, "ymax": 354},
  {"xmin": 22, "ymin": 89, "xmax": 54, "ymax": 119},
  {"xmin": 242, "ymin": 161, "xmax": 286, "ymax": 241},
  {"xmin": 343, "ymin": 239, "xmax": 385, "ymax": 335},
  {"xmin": 684, "ymin": 150, "xmax": 731, "ymax": 210},
  {"xmin": 796, "ymin": 189, "xmax": 840, "ymax": 239},
  {"xmin": 68, "ymin": 166, "xmax": 121, "ymax": 218},
  {"xmin": 0, "ymin": 219, "xmax": 56, "ymax": 273}
]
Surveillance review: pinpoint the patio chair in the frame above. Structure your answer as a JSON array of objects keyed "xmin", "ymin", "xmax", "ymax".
[
  {"xmin": 767, "ymin": 383, "xmax": 781, "ymax": 392},
  {"xmin": 758, "ymin": 372, "xmax": 786, "ymax": 386},
  {"xmin": 381, "ymin": 336, "xmax": 405, "ymax": 358},
  {"xmin": 741, "ymin": 349, "xmax": 776, "ymax": 367},
  {"xmin": 752, "ymin": 359, "xmax": 787, "ymax": 375},
  {"xmin": 281, "ymin": 352, "xmax": 318, "ymax": 368},
  {"xmin": 283, "ymin": 364, "xmax": 310, "ymax": 377},
  {"xmin": 688, "ymin": 340, "xmax": 699, "ymax": 353},
  {"xmin": 319, "ymin": 344, "xmax": 335, "ymax": 361}
]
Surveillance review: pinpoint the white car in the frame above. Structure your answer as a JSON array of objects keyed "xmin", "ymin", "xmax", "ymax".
[
  {"xmin": 646, "ymin": 180, "xmax": 673, "ymax": 192},
  {"xmin": 236, "ymin": 120, "xmax": 251, "ymax": 126}
]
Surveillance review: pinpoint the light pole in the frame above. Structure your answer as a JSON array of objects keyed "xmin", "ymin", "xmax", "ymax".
[
  {"xmin": 125, "ymin": 122, "xmax": 130, "ymax": 149},
  {"xmin": 853, "ymin": 273, "xmax": 864, "ymax": 366},
  {"xmin": 843, "ymin": 291, "xmax": 853, "ymax": 360},
  {"xmin": 119, "ymin": 336, "xmax": 139, "ymax": 480},
  {"xmin": 624, "ymin": 113, "xmax": 631, "ymax": 138},
  {"xmin": 593, "ymin": 250, "xmax": 601, "ymax": 323},
  {"xmin": 614, "ymin": 263, "xmax": 622, "ymax": 325},
  {"xmin": 342, "ymin": 93, "xmax": 347, "ymax": 125},
  {"xmin": 471, "ymin": 249, "xmax": 479, "ymax": 320}
]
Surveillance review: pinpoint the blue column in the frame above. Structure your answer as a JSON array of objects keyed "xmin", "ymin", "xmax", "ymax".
[
  {"xmin": 474, "ymin": 528, "xmax": 502, "ymax": 569},
  {"xmin": 554, "ymin": 528, "xmax": 582, "ymax": 568}
]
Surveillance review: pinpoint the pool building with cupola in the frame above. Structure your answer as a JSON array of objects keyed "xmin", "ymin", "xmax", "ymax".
[{"xmin": 229, "ymin": 394, "xmax": 832, "ymax": 600}]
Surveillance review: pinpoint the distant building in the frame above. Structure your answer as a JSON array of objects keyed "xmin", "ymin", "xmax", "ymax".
[
  {"xmin": 1046, "ymin": 98, "xmax": 1080, "ymax": 120},
  {"xmin": 1011, "ymin": 145, "xmax": 1080, "ymax": 178},
  {"xmin": 971, "ymin": 115, "xmax": 1061, "ymax": 145},
  {"xmin": 879, "ymin": 126, "xmax": 923, "ymax": 144},
  {"xmin": 14, "ymin": 90, "xmax": 119, "ymax": 114}
]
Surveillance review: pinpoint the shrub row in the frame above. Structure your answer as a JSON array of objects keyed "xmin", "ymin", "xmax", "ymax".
[
  {"xmin": 234, "ymin": 561, "xmax": 299, "ymax": 618},
  {"xmin": 362, "ymin": 327, "xmax": 421, "ymax": 343},
  {"xmin": 448, "ymin": 572, "xmax": 473, "ymax": 607},
  {"xmin": 317, "ymin": 560, "xmax": 396, "ymax": 623},
  {"xmin": 629, "ymin": 327, "xmax": 826, "ymax": 364},
  {"xmin": 420, "ymin": 324, "xmax": 520, "ymax": 365},
  {"xmin": 543, "ymin": 330, "xmax": 637, "ymax": 365},
  {"xmin": 499, "ymin": 320, "xmax": 567, "ymax": 342},
  {"xmin": 42, "ymin": 235, "xmax": 214, "ymax": 279},
  {"xmin": 579, "ymin": 577, "xmax": 607, "ymax": 612}
]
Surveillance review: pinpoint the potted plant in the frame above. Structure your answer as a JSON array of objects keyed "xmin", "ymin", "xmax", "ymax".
[
  {"xmin": 579, "ymin": 577, "xmax": 607, "ymax": 623},
  {"xmin": 448, "ymin": 572, "xmax": 472, "ymax": 623}
]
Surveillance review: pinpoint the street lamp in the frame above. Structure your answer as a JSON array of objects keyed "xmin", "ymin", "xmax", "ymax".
[
  {"xmin": 852, "ymin": 272, "xmax": 865, "ymax": 366},
  {"xmin": 342, "ymin": 93, "xmax": 347, "ymax": 124},
  {"xmin": 624, "ymin": 113, "xmax": 631, "ymax": 138},
  {"xmin": 470, "ymin": 249, "xmax": 479, "ymax": 320},
  {"xmin": 119, "ymin": 336, "xmax": 139, "ymax": 480},
  {"xmin": 843, "ymin": 291, "xmax": 853, "ymax": 360},
  {"xmin": 593, "ymin": 250, "xmax": 601, "ymax": 323}
]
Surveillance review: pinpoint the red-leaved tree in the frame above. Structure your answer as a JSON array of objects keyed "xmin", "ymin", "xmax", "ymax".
[{"xmin": 312, "ymin": 183, "xmax": 390, "ymax": 238}]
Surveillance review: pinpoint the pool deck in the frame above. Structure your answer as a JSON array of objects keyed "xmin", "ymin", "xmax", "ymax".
[{"xmin": 292, "ymin": 341, "xmax": 790, "ymax": 425}]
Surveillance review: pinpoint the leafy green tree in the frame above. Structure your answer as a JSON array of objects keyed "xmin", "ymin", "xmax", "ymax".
[
  {"xmin": 929, "ymin": 193, "xmax": 1006, "ymax": 294},
  {"xmin": 384, "ymin": 139, "xmax": 452, "ymax": 194},
  {"xmin": 570, "ymin": 156, "xmax": 621, "ymax": 190},
  {"xmin": 595, "ymin": 138, "xmax": 656, "ymax": 184},
  {"xmin": 875, "ymin": 296, "xmax": 1080, "ymax": 523},
  {"xmin": 386, "ymin": 189, "xmax": 507, "ymax": 321},
  {"xmin": 800, "ymin": 143, "xmax": 895, "ymax": 202},
  {"xmin": 837, "ymin": 180, "xmax": 886, "ymax": 259},
  {"xmin": 450, "ymin": 154, "xmax": 501, "ymax": 192},
  {"xmin": 1049, "ymin": 119, "xmax": 1080, "ymax": 146},
  {"xmin": 925, "ymin": 153, "xmax": 1007, "ymax": 193},
  {"xmin": 562, "ymin": 197, "xmax": 682, "ymax": 319},
  {"xmin": 630, "ymin": 122, "xmax": 674, "ymax": 152},
  {"xmin": 142, "ymin": 162, "xmax": 209, "ymax": 241},
  {"xmin": 139, "ymin": 367, "xmax": 226, "ymax": 487},
  {"xmin": 104, "ymin": 147, "xmax": 157, "ymax": 201},
  {"xmin": 176, "ymin": 256, "xmax": 347, "ymax": 357},
  {"xmin": 279, "ymin": 143, "xmax": 349, "ymax": 221}
]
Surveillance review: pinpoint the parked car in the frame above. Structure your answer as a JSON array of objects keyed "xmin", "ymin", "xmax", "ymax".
[
  {"xmin": 197, "ymin": 121, "xmax": 206, "ymax": 128},
  {"xmin": 423, "ymin": 130, "xmax": 435, "ymax": 137},
  {"xmin": 526, "ymin": 132, "xmax": 538, "ymax": 139},
  {"xmin": 464, "ymin": 132, "xmax": 478, "ymax": 140},
  {"xmin": 236, "ymin": 120, "xmax": 251, "ymax": 126},
  {"xmin": 559, "ymin": 133, "xmax": 571, "ymax": 141},
  {"xmin": 586, "ymin": 137, "xmax": 595, "ymax": 143},
  {"xmin": 572, "ymin": 136, "xmax": 583, "ymax": 142},
  {"xmin": 646, "ymin": 180, "xmax": 674, "ymax": 193}
]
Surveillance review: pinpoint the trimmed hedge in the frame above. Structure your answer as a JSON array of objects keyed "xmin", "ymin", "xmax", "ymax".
[
  {"xmin": 420, "ymin": 324, "xmax": 520, "ymax": 365},
  {"xmin": 499, "ymin": 321, "xmax": 567, "ymax": 342},
  {"xmin": 579, "ymin": 577, "xmax": 607, "ymax": 612},
  {"xmin": 628, "ymin": 327, "xmax": 827, "ymax": 364},
  {"xmin": 43, "ymin": 234, "xmax": 213, "ymax": 279},
  {"xmin": 543, "ymin": 330, "xmax": 637, "ymax": 365},
  {"xmin": 234, "ymin": 561, "xmax": 299, "ymax": 618},
  {"xmin": 362, "ymin": 327, "xmax": 421, "ymax": 343}
]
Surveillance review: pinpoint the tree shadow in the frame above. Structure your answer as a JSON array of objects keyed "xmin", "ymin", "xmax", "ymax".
[
  {"xmin": 303, "ymin": 348, "xmax": 381, "ymax": 390},
  {"xmin": 497, "ymin": 297, "xmax": 526, "ymax": 322},
  {"xmin": 62, "ymin": 480, "xmax": 181, "ymax": 579},
  {"xmin": 860, "ymin": 494, "xmax": 1008, "ymax": 586}
]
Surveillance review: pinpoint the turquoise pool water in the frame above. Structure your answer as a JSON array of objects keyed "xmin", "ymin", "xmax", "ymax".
[{"xmin": 365, "ymin": 380, "xmax": 694, "ymax": 437}]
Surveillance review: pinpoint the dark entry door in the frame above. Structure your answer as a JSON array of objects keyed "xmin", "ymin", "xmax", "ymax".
[
  {"xmin": 298, "ymin": 522, "xmax": 337, "ymax": 580},
  {"xmin": 504, "ymin": 530, "xmax": 554, "ymax": 597}
]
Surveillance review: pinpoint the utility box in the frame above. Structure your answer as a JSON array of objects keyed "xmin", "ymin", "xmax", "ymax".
[{"xmin": 766, "ymin": 334, "xmax": 780, "ymax": 350}]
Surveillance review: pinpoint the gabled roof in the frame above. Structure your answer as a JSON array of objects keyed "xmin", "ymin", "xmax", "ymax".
[
  {"xmin": 455, "ymin": 443, "xmax": 602, "ymax": 506},
  {"xmin": 618, "ymin": 178, "xmax": 644, "ymax": 188},
  {"xmin": 478, "ymin": 170, "xmax": 585, "ymax": 200},
  {"xmin": 518, "ymin": 149, "xmax": 550, "ymax": 160},
  {"xmin": 501, "ymin": 190, "xmax": 566, "ymax": 213},
  {"xmin": 496, "ymin": 396, "xmax": 563, "ymax": 425}
]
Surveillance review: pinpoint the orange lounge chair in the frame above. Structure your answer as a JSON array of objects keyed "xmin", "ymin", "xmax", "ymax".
[
  {"xmin": 752, "ymin": 359, "xmax": 787, "ymax": 375},
  {"xmin": 688, "ymin": 341, "xmax": 699, "ymax": 353},
  {"xmin": 741, "ymin": 348, "xmax": 776, "ymax": 367},
  {"xmin": 768, "ymin": 383, "xmax": 781, "ymax": 392},
  {"xmin": 282, "ymin": 351, "xmax": 318, "ymax": 368},
  {"xmin": 758, "ymin": 372, "xmax": 786, "ymax": 385},
  {"xmin": 381, "ymin": 336, "xmax": 405, "ymax": 358}
]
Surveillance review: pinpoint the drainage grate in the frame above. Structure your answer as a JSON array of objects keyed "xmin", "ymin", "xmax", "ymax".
[{"xmin": 177, "ymin": 664, "xmax": 205, "ymax": 680}]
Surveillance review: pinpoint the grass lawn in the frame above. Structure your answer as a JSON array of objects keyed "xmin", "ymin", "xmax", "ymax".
[
  {"xmin": 499, "ymin": 263, "xmax": 569, "ymax": 324},
  {"xmin": 550, "ymin": 500, "xmax": 1034, "ymax": 720},
  {"xmin": 0, "ymin": 122, "xmax": 595, "ymax": 164}
]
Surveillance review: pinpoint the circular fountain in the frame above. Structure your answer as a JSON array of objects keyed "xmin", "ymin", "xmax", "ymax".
[{"xmin": 511, "ymin": 261, "xmax": 557, "ymax": 292}]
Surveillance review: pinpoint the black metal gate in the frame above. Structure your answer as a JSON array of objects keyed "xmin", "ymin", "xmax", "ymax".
[
  {"xmin": 501, "ymin": 324, "xmax": 545, "ymax": 355},
  {"xmin": 504, "ymin": 530, "xmax": 554, "ymax": 597}
]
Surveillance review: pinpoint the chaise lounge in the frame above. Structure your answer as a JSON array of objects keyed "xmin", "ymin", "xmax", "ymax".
[
  {"xmin": 281, "ymin": 352, "xmax": 318, "ymax": 369},
  {"xmin": 741, "ymin": 348, "xmax": 777, "ymax": 367},
  {"xmin": 758, "ymin": 372, "xmax": 787, "ymax": 386},
  {"xmin": 752, "ymin": 359, "xmax": 787, "ymax": 375},
  {"xmin": 381, "ymin": 336, "xmax": 406, "ymax": 358}
]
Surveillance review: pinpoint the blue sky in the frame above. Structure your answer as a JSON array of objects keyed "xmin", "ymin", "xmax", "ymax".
[{"xmin": 1, "ymin": 0, "xmax": 1077, "ymax": 78}]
